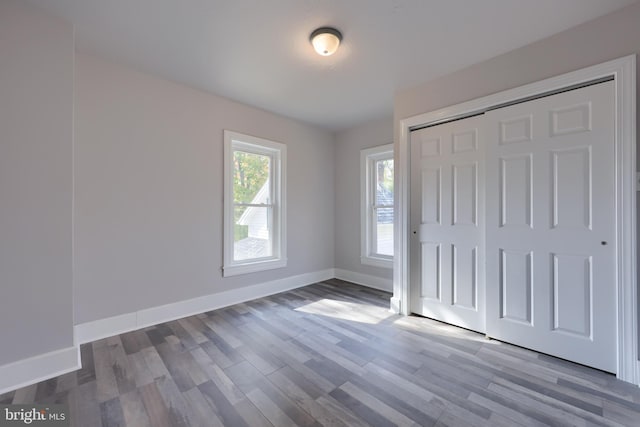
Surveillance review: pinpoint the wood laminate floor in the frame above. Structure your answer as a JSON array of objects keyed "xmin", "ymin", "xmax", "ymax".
[{"xmin": 2, "ymin": 280, "xmax": 639, "ymax": 426}]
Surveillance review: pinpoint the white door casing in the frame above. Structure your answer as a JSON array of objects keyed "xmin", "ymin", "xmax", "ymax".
[
  {"xmin": 393, "ymin": 55, "xmax": 636, "ymax": 383},
  {"xmin": 410, "ymin": 116, "xmax": 485, "ymax": 333},
  {"xmin": 485, "ymin": 81, "xmax": 616, "ymax": 372}
]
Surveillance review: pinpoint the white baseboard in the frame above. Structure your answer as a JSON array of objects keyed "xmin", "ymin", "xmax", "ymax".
[
  {"xmin": 0, "ymin": 346, "xmax": 80, "ymax": 395},
  {"xmin": 75, "ymin": 312, "xmax": 137, "ymax": 345},
  {"xmin": 389, "ymin": 296, "xmax": 402, "ymax": 314},
  {"xmin": 334, "ymin": 268, "xmax": 393, "ymax": 292},
  {"xmin": 75, "ymin": 269, "xmax": 334, "ymax": 345}
]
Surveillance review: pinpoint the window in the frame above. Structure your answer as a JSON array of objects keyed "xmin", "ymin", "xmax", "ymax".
[
  {"xmin": 223, "ymin": 130, "xmax": 286, "ymax": 276},
  {"xmin": 361, "ymin": 144, "xmax": 394, "ymax": 268}
]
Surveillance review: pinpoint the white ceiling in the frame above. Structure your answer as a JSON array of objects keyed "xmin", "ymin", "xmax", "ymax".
[{"xmin": 28, "ymin": 0, "xmax": 637, "ymax": 131}]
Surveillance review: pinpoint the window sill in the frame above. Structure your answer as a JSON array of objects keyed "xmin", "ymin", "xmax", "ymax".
[
  {"xmin": 361, "ymin": 256, "xmax": 393, "ymax": 269},
  {"xmin": 223, "ymin": 258, "xmax": 287, "ymax": 277}
]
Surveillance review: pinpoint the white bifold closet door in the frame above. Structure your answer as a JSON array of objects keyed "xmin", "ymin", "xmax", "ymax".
[
  {"xmin": 485, "ymin": 81, "xmax": 616, "ymax": 373},
  {"xmin": 410, "ymin": 115, "xmax": 486, "ymax": 333},
  {"xmin": 409, "ymin": 81, "xmax": 616, "ymax": 372}
]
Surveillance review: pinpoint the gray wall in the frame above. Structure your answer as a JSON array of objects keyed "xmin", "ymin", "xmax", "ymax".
[
  {"xmin": 0, "ymin": 0, "xmax": 74, "ymax": 365},
  {"xmin": 74, "ymin": 54, "xmax": 336, "ymax": 324},
  {"xmin": 395, "ymin": 1, "xmax": 640, "ymax": 357},
  {"xmin": 335, "ymin": 117, "xmax": 394, "ymax": 281},
  {"xmin": 395, "ymin": 2, "xmax": 640, "ymax": 123}
]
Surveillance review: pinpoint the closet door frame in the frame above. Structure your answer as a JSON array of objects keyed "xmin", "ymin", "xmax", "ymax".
[{"xmin": 393, "ymin": 55, "xmax": 637, "ymax": 384}]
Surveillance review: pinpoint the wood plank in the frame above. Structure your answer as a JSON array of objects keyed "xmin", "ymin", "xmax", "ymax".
[
  {"xmin": 293, "ymin": 333, "xmax": 368, "ymax": 374},
  {"xmin": 223, "ymin": 360, "xmax": 264, "ymax": 394},
  {"xmin": 328, "ymin": 387, "xmax": 396, "ymax": 427},
  {"xmin": 106, "ymin": 336, "xmax": 137, "ymax": 395},
  {"xmin": 182, "ymin": 386, "xmax": 226, "ymax": 427},
  {"xmin": 254, "ymin": 377, "xmax": 322, "ymax": 427},
  {"xmin": 235, "ymin": 344, "xmax": 284, "ymax": 375},
  {"xmin": 246, "ymin": 387, "xmax": 298, "ymax": 427},
  {"xmin": 340, "ymin": 381, "xmax": 421, "ymax": 427},
  {"xmin": 370, "ymin": 357, "xmax": 494, "ymax": 422},
  {"xmin": 55, "ymin": 371, "xmax": 79, "ymax": 394},
  {"xmin": 138, "ymin": 382, "xmax": 173, "ymax": 427},
  {"xmin": 154, "ymin": 341, "xmax": 197, "ymax": 392},
  {"xmin": 166, "ymin": 320, "xmax": 199, "ymax": 351},
  {"xmin": 469, "ymin": 392, "xmax": 556, "ymax": 427},
  {"xmin": 488, "ymin": 381, "xmax": 614, "ymax": 427},
  {"xmin": 232, "ymin": 398, "xmax": 274, "ymax": 427},
  {"xmin": 241, "ymin": 321, "xmax": 311, "ymax": 364},
  {"xmin": 34, "ymin": 378, "xmax": 57, "ymax": 401},
  {"xmin": 267, "ymin": 367, "xmax": 349, "ymax": 427},
  {"xmin": 190, "ymin": 347, "xmax": 245, "ymax": 404},
  {"xmin": 199, "ymin": 340, "xmax": 236, "ymax": 369},
  {"xmin": 68, "ymin": 381, "xmax": 102, "ymax": 427},
  {"xmin": 140, "ymin": 346, "xmax": 170, "ymax": 379},
  {"xmin": 199, "ymin": 327, "xmax": 244, "ymax": 365},
  {"xmin": 349, "ymin": 366, "xmax": 443, "ymax": 425},
  {"xmin": 128, "ymin": 352, "xmax": 155, "ymax": 388},
  {"xmin": 315, "ymin": 395, "xmax": 372, "ymax": 427},
  {"xmin": 93, "ymin": 339, "xmax": 120, "ymax": 402},
  {"xmin": 304, "ymin": 357, "xmax": 354, "ymax": 387},
  {"xmin": 119, "ymin": 389, "xmax": 151, "ymax": 427},
  {"xmin": 178, "ymin": 317, "xmax": 210, "ymax": 345},
  {"xmin": 270, "ymin": 366, "xmax": 324, "ymax": 400},
  {"xmin": 280, "ymin": 359, "xmax": 338, "ymax": 394},
  {"xmin": 100, "ymin": 397, "xmax": 126, "ymax": 427},
  {"xmin": 153, "ymin": 375, "xmax": 194, "ymax": 427},
  {"xmin": 120, "ymin": 329, "xmax": 153, "ymax": 355},
  {"xmin": 198, "ymin": 380, "xmax": 250, "ymax": 427}
]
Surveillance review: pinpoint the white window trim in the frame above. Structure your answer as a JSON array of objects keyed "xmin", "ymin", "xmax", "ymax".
[
  {"xmin": 223, "ymin": 130, "xmax": 287, "ymax": 277},
  {"xmin": 361, "ymin": 143, "xmax": 394, "ymax": 269}
]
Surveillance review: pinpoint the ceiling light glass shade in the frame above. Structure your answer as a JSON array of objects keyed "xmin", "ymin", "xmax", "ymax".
[{"xmin": 310, "ymin": 27, "xmax": 342, "ymax": 56}]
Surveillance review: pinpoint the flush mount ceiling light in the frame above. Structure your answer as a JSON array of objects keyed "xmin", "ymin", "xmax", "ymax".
[{"xmin": 310, "ymin": 27, "xmax": 342, "ymax": 56}]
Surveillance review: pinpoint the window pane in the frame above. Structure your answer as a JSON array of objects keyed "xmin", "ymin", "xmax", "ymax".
[
  {"xmin": 234, "ymin": 206, "xmax": 272, "ymax": 261},
  {"xmin": 375, "ymin": 207, "xmax": 394, "ymax": 256},
  {"xmin": 375, "ymin": 159, "xmax": 394, "ymax": 204},
  {"xmin": 233, "ymin": 151, "xmax": 270, "ymax": 204}
]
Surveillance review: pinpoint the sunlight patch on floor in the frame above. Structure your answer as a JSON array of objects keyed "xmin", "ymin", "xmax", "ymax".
[{"xmin": 295, "ymin": 299, "xmax": 395, "ymax": 324}]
